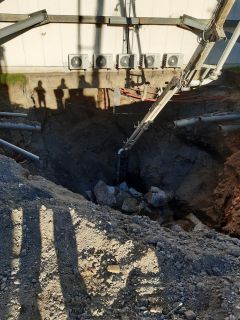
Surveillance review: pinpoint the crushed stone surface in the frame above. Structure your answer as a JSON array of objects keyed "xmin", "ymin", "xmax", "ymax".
[{"xmin": 0, "ymin": 155, "xmax": 240, "ymax": 319}]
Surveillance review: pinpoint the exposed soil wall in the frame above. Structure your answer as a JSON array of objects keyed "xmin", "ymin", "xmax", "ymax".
[{"xmin": 14, "ymin": 84, "xmax": 236, "ymax": 228}]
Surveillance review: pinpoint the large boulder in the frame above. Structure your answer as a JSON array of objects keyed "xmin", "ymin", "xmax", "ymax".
[
  {"xmin": 121, "ymin": 197, "xmax": 139, "ymax": 213},
  {"xmin": 93, "ymin": 180, "xmax": 117, "ymax": 207},
  {"xmin": 119, "ymin": 181, "xmax": 129, "ymax": 192},
  {"xmin": 129, "ymin": 187, "xmax": 143, "ymax": 199},
  {"xmin": 145, "ymin": 186, "xmax": 168, "ymax": 208},
  {"xmin": 116, "ymin": 189, "xmax": 130, "ymax": 208}
]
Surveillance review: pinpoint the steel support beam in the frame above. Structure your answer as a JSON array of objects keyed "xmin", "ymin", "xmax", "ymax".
[
  {"xmin": 0, "ymin": 12, "xmax": 237, "ymax": 29},
  {"xmin": 0, "ymin": 10, "xmax": 48, "ymax": 41},
  {"xmin": 0, "ymin": 13, "xmax": 187, "ymax": 25}
]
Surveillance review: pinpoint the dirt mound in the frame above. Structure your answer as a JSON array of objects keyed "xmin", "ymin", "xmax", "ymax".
[{"xmin": 0, "ymin": 155, "xmax": 240, "ymax": 319}]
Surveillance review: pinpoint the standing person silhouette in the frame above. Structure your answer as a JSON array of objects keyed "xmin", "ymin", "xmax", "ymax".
[
  {"xmin": 55, "ymin": 78, "xmax": 68, "ymax": 110},
  {"xmin": 34, "ymin": 81, "xmax": 46, "ymax": 108}
]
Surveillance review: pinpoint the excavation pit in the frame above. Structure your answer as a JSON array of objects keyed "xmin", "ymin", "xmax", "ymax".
[
  {"xmin": 1, "ymin": 85, "xmax": 240, "ymax": 320},
  {"xmin": 2, "ymin": 84, "xmax": 239, "ymax": 235}
]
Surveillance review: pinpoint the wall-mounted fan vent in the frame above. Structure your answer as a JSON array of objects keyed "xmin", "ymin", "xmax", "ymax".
[
  {"xmin": 68, "ymin": 54, "xmax": 90, "ymax": 70},
  {"xmin": 117, "ymin": 54, "xmax": 138, "ymax": 69},
  {"xmin": 164, "ymin": 53, "xmax": 184, "ymax": 68},
  {"xmin": 142, "ymin": 54, "xmax": 162, "ymax": 69},
  {"xmin": 94, "ymin": 54, "xmax": 113, "ymax": 69}
]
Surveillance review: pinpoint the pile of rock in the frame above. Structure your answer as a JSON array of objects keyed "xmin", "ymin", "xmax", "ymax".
[{"xmin": 88, "ymin": 180, "xmax": 171, "ymax": 217}]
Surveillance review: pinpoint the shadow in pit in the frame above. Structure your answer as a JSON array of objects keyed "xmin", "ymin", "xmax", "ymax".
[
  {"xmin": 0, "ymin": 204, "xmax": 90, "ymax": 319},
  {"xmin": 18, "ymin": 207, "xmax": 41, "ymax": 320},
  {"xmin": 53, "ymin": 208, "xmax": 89, "ymax": 318},
  {"xmin": 0, "ymin": 207, "xmax": 41, "ymax": 319},
  {"xmin": 54, "ymin": 78, "xmax": 69, "ymax": 111},
  {"xmin": 0, "ymin": 208, "xmax": 14, "ymax": 319},
  {"xmin": 27, "ymin": 98, "xmax": 151, "ymax": 195},
  {"xmin": 65, "ymin": 88, "xmax": 96, "ymax": 114}
]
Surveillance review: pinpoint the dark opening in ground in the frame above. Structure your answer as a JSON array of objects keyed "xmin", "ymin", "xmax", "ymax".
[{"xmin": 2, "ymin": 84, "xmax": 240, "ymax": 235}]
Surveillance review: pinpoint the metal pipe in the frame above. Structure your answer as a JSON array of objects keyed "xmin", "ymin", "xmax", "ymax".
[
  {"xmin": 174, "ymin": 117, "xmax": 199, "ymax": 128},
  {"xmin": 0, "ymin": 139, "xmax": 39, "ymax": 161},
  {"xmin": 174, "ymin": 112, "xmax": 240, "ymax": 128},
  {"xmin": 189, "ymin": 77, "xmax": 213, "ymax": 87},
  {"xmin": 219, "ymin": 124, "xmax": 240, "ymax": 132},
  {"xmin": 211, "ymin": 20, "xmax": 240, "ymax": 79},
  {"xmin": 0, "ymin": 112, "xmax": 28, "ymax": 118},
  {"xmin": 201, "ymin": 113, "xmax": 240, "ymax": 123},
  {"xmin": 0, "ymin": 122, "xmax": 41, "ymax": 131}
]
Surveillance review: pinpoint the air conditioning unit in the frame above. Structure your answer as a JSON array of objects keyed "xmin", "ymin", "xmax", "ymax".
[
  {"xmin": 117, "ymin": 54, "xmax": 138, "ymax": 69},
  {"xmin": 164, "ymin": 53, "xmax": 184, "ymax": 68},
  {"xmin": 94, "ymin": 54, "xmax": 113, "ymax": 69},
  {"xmin": 142, "ymin": 54, "xmax": 162, "ymax": 69},
  {"xmin": 68, "ymin": 54, "xmax": 90, "ymax": 70}
]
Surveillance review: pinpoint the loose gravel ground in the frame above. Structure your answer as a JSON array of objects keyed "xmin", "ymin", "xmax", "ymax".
[{"xmin": 0, "ymin": 155, "xmax": 240, "ymax": 320}]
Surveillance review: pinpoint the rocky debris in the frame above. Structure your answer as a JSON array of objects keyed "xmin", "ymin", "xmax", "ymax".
[
  {"xmin": 184, "ymin": 310, "xmax": 196, "ymax": 320},
  {"xmin": 119, "ymin": 181, "xmax": 129, "ymax": 192},
  {"xmin": 93, "ymin": 180, "xmax": 117, "ymax": 207},
  {"xmin": 145, "ymin": 186, "xmax": 168, "ymax": 208},
  {"xmin": 93, "ymin": 180, "xmax": 171, "ymax": 219},
  {"xmin": 121, "ymin": 197, "xmax": 139, "ymax": 213},
  {"xmin": 129, "ymin": 187, "xmax": 143, "ymax": 198},
  {"xmin": 149, "ymin": 306, "xmax": 163, "ymax": 314},
  {"xmin": 115, "ymin": 189, "xmax": 130, "ymax": 207},
  {"xmin": 107, "ymin": 265, "xmax": 121, "ymax": 274},
  {"xmin": 186, "ymin": 213, "xmax": 208, "ymax": 232},
  {"xmin": 85, "ymin": 190, "xmax": 95, "ymax": 202},
  {"xmin": 93, "ymin": 180, "xmax": 143, "ymax": 213}
]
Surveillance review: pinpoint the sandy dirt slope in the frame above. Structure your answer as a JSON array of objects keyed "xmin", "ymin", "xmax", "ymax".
[
  {"xmin": 0, "ymin": 155, "xmax": 240, "ymax": 320},
  {"xmin": 211, "ymin": 150, "xmax": 240, "ymax": 236}
]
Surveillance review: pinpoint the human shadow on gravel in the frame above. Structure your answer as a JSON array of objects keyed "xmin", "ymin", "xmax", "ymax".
[
  {"xmin": 53, "ymin": 208, "xmax": 89, "ymax": 318},
  {"xmin": 18, "ymin": 207, "xmax": 41, "ymax": 320},
  {"xmin": 0, "ymin": 208, "xmax": 13, "ymax": 319},
  {"xmin": 0, "ymin": 207, "xmax": 41, "ymax": 319}
]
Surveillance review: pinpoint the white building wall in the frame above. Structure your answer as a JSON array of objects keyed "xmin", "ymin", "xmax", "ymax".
[{"xmin": 0, "ymin": 0, "xmax": 238, "ymax": 71}]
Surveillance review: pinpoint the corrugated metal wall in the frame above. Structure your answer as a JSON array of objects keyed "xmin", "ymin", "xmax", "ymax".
[{"xmin": 0, "ymin": 0, "xmax": 239, "ymax": 71}]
